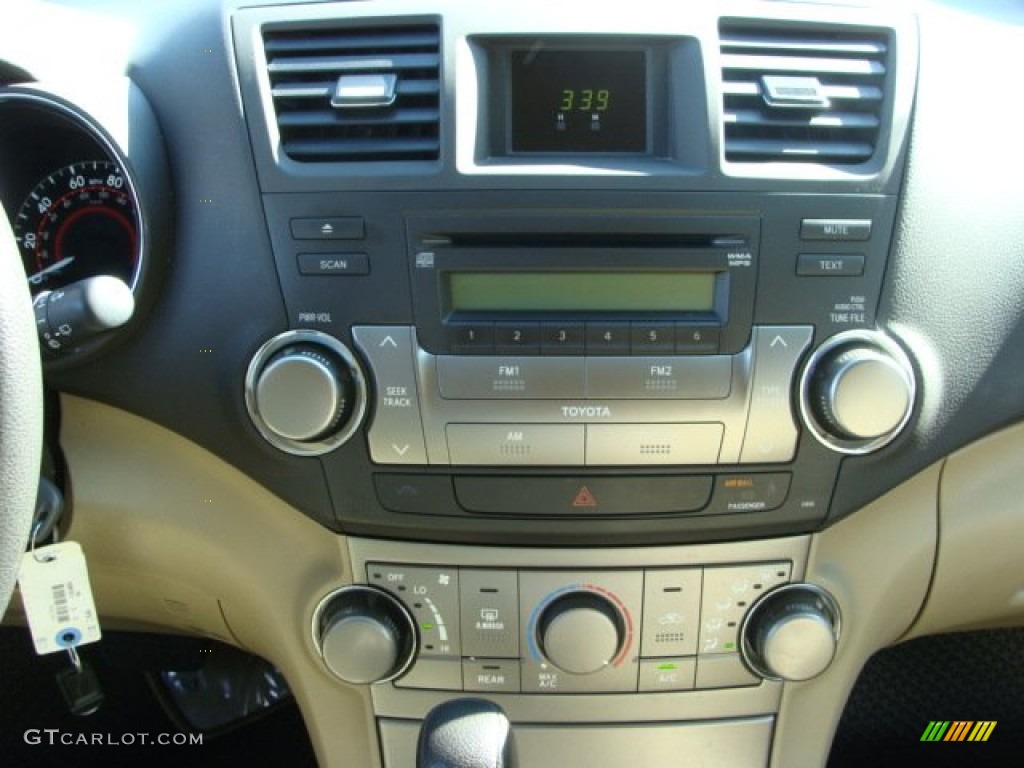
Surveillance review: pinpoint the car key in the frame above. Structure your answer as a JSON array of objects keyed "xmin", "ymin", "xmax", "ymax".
[
  {"xmin": 18, "ymin": 493, "xmax": 105, "ymax": 716},
  {"xmin": 56, "ymin": 646, "xmax": 104, "ymax": 716}
]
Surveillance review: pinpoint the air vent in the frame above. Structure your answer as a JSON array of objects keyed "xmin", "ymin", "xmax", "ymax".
[
  {"xmin": 720, "ymin": 22, "xmax": 890, "ymax": 165},
  {"xmin": 263, "ymin": 22, "xmax": 441, "ymax": 163}
]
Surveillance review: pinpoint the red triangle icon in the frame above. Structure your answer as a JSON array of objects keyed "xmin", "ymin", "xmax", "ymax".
[{"xmin": 572, "ymin": 486, "xmax": 598, "ymax": 508}]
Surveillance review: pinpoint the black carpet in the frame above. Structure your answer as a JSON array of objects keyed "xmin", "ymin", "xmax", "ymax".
[
  {"xmin": 829, "ymin": 628, "xmax": 1024, "ymax": 768},
  {"xmin": 0, "ymin": 627, "xmax": 317, "ymax": 767}
]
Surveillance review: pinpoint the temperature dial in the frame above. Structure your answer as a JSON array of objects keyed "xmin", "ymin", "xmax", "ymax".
[
  {"xmin": 537, "ymin": 592, "xmax": 625, "ymax": 675},
  {"xmin": 245, "ymin": 330, "xmax": 367, "ymax": 455},
  {"xmin": 800, "ymin": 330, "xmax": 916, "ymax": 454},
  {"xmin": 741, "ymin": 583, "xmax": 840, "ymax": 682}
]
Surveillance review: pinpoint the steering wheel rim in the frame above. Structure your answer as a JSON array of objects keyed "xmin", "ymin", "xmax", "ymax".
[{"xmin": 0, "ymin": 198, "xmax": 43, "ymax": 617}]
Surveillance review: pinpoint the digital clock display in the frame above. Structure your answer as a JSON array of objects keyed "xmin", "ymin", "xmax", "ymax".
[{"xmin": 508, "ymin": 49, "xmax": 647, "ymax": 153}]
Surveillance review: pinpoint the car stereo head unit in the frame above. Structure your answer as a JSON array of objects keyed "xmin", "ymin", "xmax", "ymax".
[{"xmin": 407, "ymin": 213, "xmax": 757, "ymax": 357}]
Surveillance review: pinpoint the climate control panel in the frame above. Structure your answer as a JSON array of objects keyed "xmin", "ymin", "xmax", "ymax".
[{"xmin": 340, "ymin": 561, "xmax": 796, "ymax": 695}]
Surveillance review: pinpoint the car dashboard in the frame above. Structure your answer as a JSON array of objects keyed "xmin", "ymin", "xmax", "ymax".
[{"xmin": 2, "ymin": 0, "xmax": 1024, "ymax": 765}]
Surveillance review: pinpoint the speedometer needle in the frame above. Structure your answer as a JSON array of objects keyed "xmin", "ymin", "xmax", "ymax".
[{"xmin": 27, "ymin": 256, "xmax": 75, "ymax": 285}]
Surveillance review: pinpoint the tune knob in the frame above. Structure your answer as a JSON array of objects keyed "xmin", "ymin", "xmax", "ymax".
[
  {"xmin": 799, "ymin": 330, "xmax": 916, "ymax": 454},
  {"xmin": 537, "ymin": 592, "xmax": 625, "ymax": 675},
  {"xmin": 313, "ymin": 586, "xmax": 417, "ymax": 685},
  {"xmin": 245, "ymin": 330, "xmax": 367, "ymax": 455},
  {"xmin": 740, "ymin": 584, "xmax": 841, "ymax": 682}
]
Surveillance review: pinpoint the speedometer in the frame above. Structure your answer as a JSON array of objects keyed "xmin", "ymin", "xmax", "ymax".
[{"xmin": 14, "ymin": 160, "xmax": 138, "ymax": 294}]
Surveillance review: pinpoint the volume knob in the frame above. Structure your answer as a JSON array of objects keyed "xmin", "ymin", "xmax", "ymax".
[
  {"xmin": 800, "ymin": 330, "xmax": 916, "ymax": 454},
  {"xmin": 246, "ymin": 330, "xmax": 367, "ymax": 455}
]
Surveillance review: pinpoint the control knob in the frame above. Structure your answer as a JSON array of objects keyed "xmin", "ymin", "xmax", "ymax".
[
  {"xmin": 800, "ymin": 330, "xmax": 916, "ymax": 453},
  {"xmin": 537, "ymin": 592, "xmax": 625, "ymax": 675},
  {"xmin": 314, "ymin": 586, "xmax": 417, "ymax": 685},
  {"xmin": 740, "ymin": 584, "xmax": 841, "ymax": 682},
  {"xmin": 245, "ymin": 330, "xmax": 366, "ymax": 455}
]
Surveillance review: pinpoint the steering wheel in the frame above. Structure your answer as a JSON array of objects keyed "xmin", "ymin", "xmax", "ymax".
[{"xmin": 0, "ymin": 199, "xmax": 43, "ymax": 617}]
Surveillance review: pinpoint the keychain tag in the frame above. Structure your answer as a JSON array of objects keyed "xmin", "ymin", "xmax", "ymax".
[{"xmin": 17, "ymin": 541, "xmax": 102, "ymax": 655}]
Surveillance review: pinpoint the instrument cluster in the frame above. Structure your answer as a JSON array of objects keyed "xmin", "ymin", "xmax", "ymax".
[{"xmin": 0, "ymin": 84, "xmax": 169, "ymax": 367}]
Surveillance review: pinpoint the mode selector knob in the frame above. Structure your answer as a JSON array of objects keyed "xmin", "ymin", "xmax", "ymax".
[
  {"xmin": 245, "ymin": 331, "xmax": 367, "ymax": 455},
  {"xmin": 538, "ymin": 592, "xmax": 625, "ymax": 675},
  {"xmin": 741, "ymin": 584, "xmax": 841, "ymax": 682},
  {"xmin": 799, "ymin": 330, "xmax": 916, "ymax": 454},
  {"xmin": 313, "ymin": 585, "xmax": 417, "ymax": 685}
]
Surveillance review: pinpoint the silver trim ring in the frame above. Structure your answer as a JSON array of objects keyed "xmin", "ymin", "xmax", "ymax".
[
  {"xmin": 798, "ymin": 329, "xmax": 916, "ymax": 455},
  {"xmin": 310, "ymin": 584, "xmax": 418, "ymax": 685},
  {"xmin": 739, "ymin": 582, "xmax": 842, "ymax": 682},
  {"xmin": 245, "ymin": 329, "xmax": 368, "ymax": 456}
]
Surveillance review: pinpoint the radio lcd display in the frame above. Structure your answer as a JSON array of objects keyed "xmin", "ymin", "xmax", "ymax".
[
  {"xmin": 447, "ymin": 271, "xmax": 716, "ymax": 313},
  {"xmin": 508, "ymin": 49, "xmax": 647, "ymax": 153}
]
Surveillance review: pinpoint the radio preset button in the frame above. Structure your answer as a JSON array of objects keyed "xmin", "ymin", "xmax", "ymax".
[
  {"xmin": 630, "ymin": 323, "xmax": 675, "ymax": 354},
  {"xmin": 541, "ymin": 322, "xmax": 585, "ymax": 354},
  {"xmin": 449, "ymin": 323, "xmax": 494, "ymax": 352},
  {"xmin": 676, "ymin": 325, "xmax": 721, "ymax": 354},
  {"xmin": 586, "ymin": 424, "xmax": 723, "ymax": 466},
  {"xmin": 437, "ymin": 356, "xmax": 585, "ymax": 399},
  {"xmin": 585, "ymin": 322, "xmax": 630, "ymax": 355},
  {"xmin": 494, "ymin": 322, "xmax": 540, "ymax": 354},
  {"xmin": 586, "ymin": 356, "xmax": 731, "ymax": 400},
  {"xmin": 446, "ymin": 424, "xmax": 585, "ymax": 466}
]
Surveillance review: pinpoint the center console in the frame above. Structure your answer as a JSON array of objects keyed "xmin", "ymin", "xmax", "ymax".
[{"xmin": 230, "ymin": 1, "xmax": 919, "ymax": 765}]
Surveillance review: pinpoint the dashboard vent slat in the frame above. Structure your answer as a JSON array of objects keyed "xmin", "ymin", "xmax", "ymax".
[
  {"xmin": 263, "ymin": 22, "xmax": 441, "ymax": 163},
  {"xmin": 720, "ymin": 21, "xmax": 891, "ymax": 165}
]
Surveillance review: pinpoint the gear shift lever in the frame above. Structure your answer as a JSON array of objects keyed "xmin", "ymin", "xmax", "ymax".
[{"xmin": 416, "ymin": 698, "xmax": 514, "ymax": 768}]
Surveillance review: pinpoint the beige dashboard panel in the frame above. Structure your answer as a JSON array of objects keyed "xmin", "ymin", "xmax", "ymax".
[
  {"xmin": 908, "ymin": 421, "xmax": 1024, "ymax": 637},
  {"xmin": 57, "ymin": 395, "xmax": 382, "ymax": 768},
  {"xmin": 772, "ymin": 462, "xmax": 940, "ymax": 768}
]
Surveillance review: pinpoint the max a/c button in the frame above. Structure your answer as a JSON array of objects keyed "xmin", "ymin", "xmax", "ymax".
[{"xmin": 298, "ymin": 253, "xmax": 370, "ymax": 275}]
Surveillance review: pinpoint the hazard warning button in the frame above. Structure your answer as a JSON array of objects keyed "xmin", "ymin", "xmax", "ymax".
[{"xmin": 453, "ymin": 476, "xmax": 713, "ymax": 516}]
